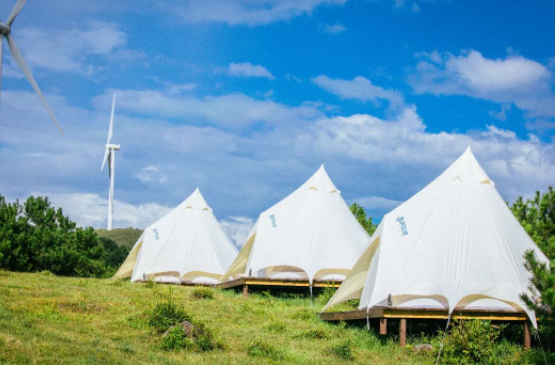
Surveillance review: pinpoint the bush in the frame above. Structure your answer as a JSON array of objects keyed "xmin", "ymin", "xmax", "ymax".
[
  {"xmin": 439, "ymin": 320, "xmax": 528, "ymax": 365},
  {"xmin": 327, "ymin": 340, "xmax": 353, "ymax": 361},
  {"xmin": 511, "ymin": 188, "xmax": 555, "ymax": 352},
  {"xmin": 191, "ymin": 287, "xmax": 214, "ymax": 300},
  {"xmin": 148, "ymin": 290, "xmax": 191, "ymax": 333},
  {"xmin": 160, "ymin": 327, "xmax": 194, "ymax": 350},
  {"xmin": 0, "ymin": 195, "xmax": 130, "ymax": 277},
  {"xmin": 247, "ymin": 339, "xmax": 285, "ymax": 361},
  {"xmin": 441, "ymin": 320, "xmax": 499, "ymax": 364}
]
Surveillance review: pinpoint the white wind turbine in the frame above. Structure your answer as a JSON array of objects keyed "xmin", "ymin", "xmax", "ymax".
[
  {"xmin": 0, "ymin": 0, "xmax": 63, "ymax": 134},
  {"xmin": 101, "ymin": 95, "xmax": 120, "ymax": 231}
]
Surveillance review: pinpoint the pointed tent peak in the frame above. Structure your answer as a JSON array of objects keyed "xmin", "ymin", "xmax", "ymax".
[
  {"xmin": 306, "ymin": 164, "xmax": 340, "ymax": 193},
  {"xmin": 184, "ymin": 188, "xmax": 211, "ymax": 210},
  {"xmin": 447, "ymin": 145, "xmax": 491, "ymax": 184}
]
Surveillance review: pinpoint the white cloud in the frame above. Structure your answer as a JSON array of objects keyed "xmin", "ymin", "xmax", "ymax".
[
  {"xmin": 312, "ymin": 75, "xmax": 405, "ymax": 111},
  {"xmin": 227, "ymin": 62, "xmax": 275, "ymax": 80},
  {"xmin": 310, "ymin": 106, "xmax": 554, "ymax": 200},
  {"xmin": 351, "ymin": 196, "xmax": 402, "ymax": 212},
  {"xmin": 164, "ymin": 0, "xmax": 348, "ymax": 26},
  {"xmin": 409, "ymin": 50, "xmax": 555, "ymax": 119},
  {"xmin": 0, "ymin": 90, "xmax": 553, "ymax": 231},
  {"xmin": 8, "ymin": 21, "xmax": 140, "ymax": 77},
  {"xmin": 319, "ymin": 24, "xmax": 347, "ymax": 34},
  {"xmin": 92, "ymin": 89, "xmax": 324, "ymax": 130},
  {"xmin": 32, "ymin": 192, "xmax": 172, "ymax": 229},
  {"xmin": 220, "ymin": 216, "xmax": 255, "ymax": 248},
  {"xmin": 286, "ymin": 74, "xmax": 303, "ymax": 83},
  {"xmin": 134, "ymin": 166, "xmax": 168, "ymax": 184},
  {"xmin": 164, "ymin": 83, "xmax": 198, "ymax": 95}
]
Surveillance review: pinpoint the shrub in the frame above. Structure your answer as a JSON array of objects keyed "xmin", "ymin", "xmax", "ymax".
[
  {"xmin": 327, "ymin": 340, "xmax": 353, "ymax": 361},
  {"xmin": 0, "ymin": 195, "xmax": 130, "ymax": 278},
  {"xmin": 440, "ymin": 320, "xmax": 500, "ymax": 364},
  {"xmin": 148, "ymin": 290, "xmax": 191, "ymax": 333},
  {"xmin": 191, "ymin": 287, "xmax": 214, "ymax": 300},
  {"xmin": 511, "ymin": 188, "xmax": 555, "ymax": 351},
  {"xmin": 247, "ymin": 339, "xmax": 285, "ymax": 361},
  {"xmin": 160, "ymin": 327, "xmax": 193, "ymax": 350}
]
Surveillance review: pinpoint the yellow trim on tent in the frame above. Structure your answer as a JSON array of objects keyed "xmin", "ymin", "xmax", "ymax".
[
  {"xmin": 323, "ymin": 237, "xmax": 380, "ymax": 311},
  {"xmin": 112, "ymin": 240, "xmax": 143, "ymax": 279},
  {"xmin": 220, "ymin": 234, "xmax": 256, "ymax": 281}
]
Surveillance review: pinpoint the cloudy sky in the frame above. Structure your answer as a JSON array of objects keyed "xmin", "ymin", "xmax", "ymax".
[{"xmin": 0, "ymin": 0, "xmax": 554, "ymax": 247}]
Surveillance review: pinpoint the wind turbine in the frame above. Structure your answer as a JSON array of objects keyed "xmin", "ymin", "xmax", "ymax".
[
  {"xmin": 0, "ymin": 0, "xmax": 63, "ymax": 134},
  {"xmin": 101, "ymin": 95, "xmax": 120, "ymax": 231}
]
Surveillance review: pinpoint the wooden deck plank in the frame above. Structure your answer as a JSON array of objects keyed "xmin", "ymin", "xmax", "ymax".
[
  {"xmin": 217, "ymin": 278, "xmax": 342, "ymax": 290},
  {"xmin": 320, "ymin": 307, "xmax": 528, "ymax": 322}
]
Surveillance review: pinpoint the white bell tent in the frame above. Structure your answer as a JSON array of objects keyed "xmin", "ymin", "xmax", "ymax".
[
  {"xmin": 221, "ymin": 165, "xmax": 370, "ymax": 283},
  {"xmin": 114, "ymin": 188, "xmax": 238, "ymax": 285},
  {"xmin": 323, "ymin": 147, "xmax": 547, "ymax": 327}
]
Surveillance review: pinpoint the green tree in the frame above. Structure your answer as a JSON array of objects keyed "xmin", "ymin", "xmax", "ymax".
[
  {"xmin": 0, "ymin": 194, "xmax": 129, "ymax": 277},
  {"xmin": 350, "ymin": 203, "xmax": 377, "ymax": 236},
  {"xmin": 510, "ymin": 187, "xmax": 555, "ymax": 351}
]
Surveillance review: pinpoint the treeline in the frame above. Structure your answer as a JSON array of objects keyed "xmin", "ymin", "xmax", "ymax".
[
  {"xmin": 510, "ymin": 187, "xmax": 555, "ymax": 351},
  {"xmin": 0, "ymin": 195, "xmax": 129, "ymax": 277}
]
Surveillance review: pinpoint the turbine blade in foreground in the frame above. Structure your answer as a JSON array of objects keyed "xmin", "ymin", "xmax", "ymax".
[
  {"xmin": 6, "ymin": 0, "xmax": 27, "ymax": 26},
  {"xmin": 107, "ymin": 94, "xmax": 116, "ymax": 144},
  {"xmin": 6, "ymin": 34, "xmax": 63, "ymax": 135},
  {"xmin": 101, "ymin": 148, "xmax": 109, "ymax": 171}
]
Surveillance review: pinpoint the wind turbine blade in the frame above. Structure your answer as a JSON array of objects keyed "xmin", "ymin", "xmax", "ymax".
[
  {"xmin": 106, "ymin": 94, "xmax": 116, "ymax": 144},
  {"xmin": 101, "ymin": 148, "xmax": 109, "ymax": 170},
  {"xmin": 6, "ymin": 34, "xmax": 63, "ymax": 135},
  {"xmin": 6, "ymin": 0, "xmax": 27, "ymax": 26}
]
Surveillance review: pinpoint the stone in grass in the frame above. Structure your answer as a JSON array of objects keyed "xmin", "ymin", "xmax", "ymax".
[
  {"xmin": 163, "ymin": 321, "xmax": 204, "ymax": 339},
  {"xmin": 413, "ymin": 344, "xmax": 434, "ymax": 352}
]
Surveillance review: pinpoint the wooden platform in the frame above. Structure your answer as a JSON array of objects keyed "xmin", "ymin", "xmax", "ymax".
[
  {"xmin": 217, "ymin": 277, "xmax": 341, "ymax": 296},
  {"xmin": 320, "ymin": 306, "xmax": 531, "ymax": 348}
]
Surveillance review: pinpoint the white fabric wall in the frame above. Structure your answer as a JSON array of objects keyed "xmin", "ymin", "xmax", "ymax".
[
  {"xmin": 223, "ymin": 165, "xmax": 370, "ymax": 283},
  {"xmin": 325, "ymin": 147, "xmax": 548, "ymax": 327},
  {"xmin": 114, "ymin": 188, "xmax": 238, "ymax": 284}
]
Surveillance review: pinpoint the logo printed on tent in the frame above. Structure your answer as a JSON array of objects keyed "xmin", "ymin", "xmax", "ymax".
[
  {"xmin": 269, "ymin": 214, "xmax": 277, "ymax": 227},
  {"xmin": 396, "ymin": 216, "xmax": 408, "ymax": 236},
  {"xmin": 153, "ymin": 228, "xmax": 159, "ymax": 240}
]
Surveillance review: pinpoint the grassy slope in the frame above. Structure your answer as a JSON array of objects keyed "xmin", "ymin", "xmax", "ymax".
[
  {"xmin": 96, "ymin": 228, "xmax": 143, "ymax": 248},
  {"xmin": 0, "ymin": 271, "xmax": 436, "ymax": 365}
]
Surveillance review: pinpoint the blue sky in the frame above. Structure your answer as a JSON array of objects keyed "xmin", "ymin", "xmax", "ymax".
[{"xmin": 0, "ymin": 0, "xmax": 554, "ymax": 246}]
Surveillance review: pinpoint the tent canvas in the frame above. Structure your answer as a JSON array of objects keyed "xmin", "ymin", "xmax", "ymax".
[
  {"xmin": 113, "ymin": 188, "xmax": 238, "ymax": 285},
  {"xmin": 323, "ymin": 147, "xmax": 547, "ymax": 327},
  {"xmin": 221, "ymin": 165, "xmax": 370, "ymax": 283}
]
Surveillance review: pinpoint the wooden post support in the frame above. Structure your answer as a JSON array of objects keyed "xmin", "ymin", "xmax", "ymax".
[
  {"xmin": 379, "ymin": 317, "xmax": 387, "ymax": 335},
  {"xmin": 399, "ymin": 319, "xmax": 407, "ymax": 347},
  {"xmin": 243, "ymin": 284, "xmax": 249, "ymax": 297},
  {"xmin": 523, "ymin": 321, "xmax": 531, "ymax": 350}
]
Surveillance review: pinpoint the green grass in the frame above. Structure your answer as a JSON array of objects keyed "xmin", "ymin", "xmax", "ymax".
[
  {"xmin": 0, "ymin": 271, "xmax": 532, "ymax": 364},
  {"xmin": 96, "ymin": 228, "xmax": 143, "ymax": 248}
]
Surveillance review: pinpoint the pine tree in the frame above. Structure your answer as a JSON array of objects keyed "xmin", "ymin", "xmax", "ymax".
[
  {"xmin": 349, "ymin": 203, "xmax": 378, "ymax": 236},
  {"xmin": 511, "ymin": 187, "xmax": 555, "ymax": 350}
]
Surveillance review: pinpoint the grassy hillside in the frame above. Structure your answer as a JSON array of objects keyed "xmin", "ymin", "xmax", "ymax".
[
  {"xmin": 0, "ymin": 271, "xmax": 440, "ymax": 365},
  {"xmin": 96, "ymin": 228, "xmax": 143, "ymax": 248}
]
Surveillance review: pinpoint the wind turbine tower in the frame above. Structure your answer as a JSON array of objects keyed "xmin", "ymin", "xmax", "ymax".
[{"xmin": 101, "ymin": 95, "xmax": 120, "ymax": 231}]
